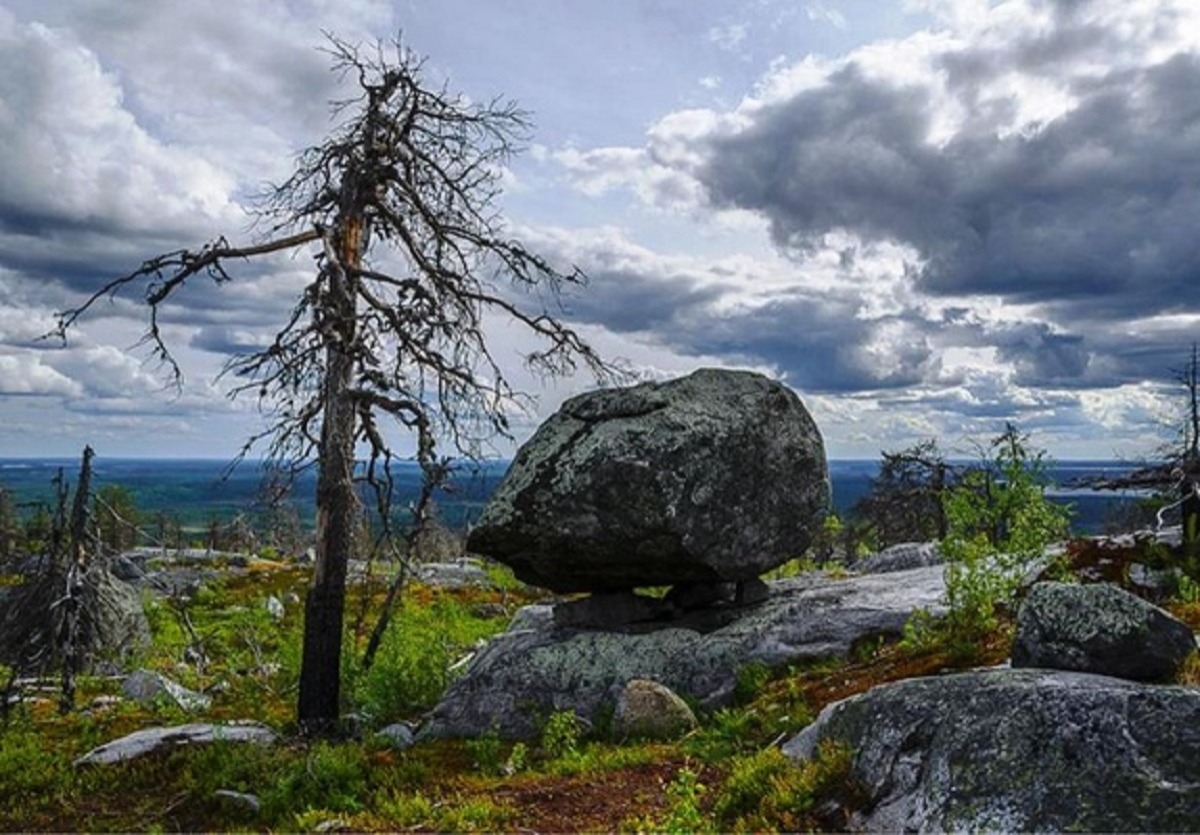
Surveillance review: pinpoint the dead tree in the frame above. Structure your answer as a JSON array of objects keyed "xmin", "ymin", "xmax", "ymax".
[
  {"xmin": 1078, "ymin": 343, "xmax": 1200, "ymax": 558},
  {"xmin": 51, "ymin": 36, "xmax": 612, "ymax": 733},
  {"xmin": 57, "ymin": 445, "xmax": 94, "ymax": 713}
]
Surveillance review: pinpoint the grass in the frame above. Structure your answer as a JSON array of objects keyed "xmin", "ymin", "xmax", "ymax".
[{"xmin": 3, "ymin": 540, "xmax": 1198, "ymax": 832}]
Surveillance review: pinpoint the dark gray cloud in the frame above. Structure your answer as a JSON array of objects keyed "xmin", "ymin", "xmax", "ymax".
[
  {"xmin": 699, "ymin": 37, "xmax": 1200, "ymax": 342},
  {"xmin": 566, "ymin": 261, "xmax": 936, "ymax": 393}
]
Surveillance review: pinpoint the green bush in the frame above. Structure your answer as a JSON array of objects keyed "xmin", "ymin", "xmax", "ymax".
[
  {"xmin": 540, "ymin": 709, "xmax": 583, "ymax": 759},
  {"xmin": 940, "ymin": 424, "xmax": 1071, "ymax": 648},
  {"xmin": 712, "ymin": 742, "xmax": 854, "ymax": 832}
]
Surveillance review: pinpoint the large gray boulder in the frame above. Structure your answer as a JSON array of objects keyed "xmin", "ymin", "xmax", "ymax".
[
  {"xmin": 467, "ymin": 368, "xmax": 829, "ymax": 592},
  {"xmin": 785, "ymin": 668, "xmax": 1200, "ymax": 832},
  {"xmin": 421, "ymin": 564, "xmax": 946, "ymax": 739},
  {"xmin": 1013, "ymin": 582, "xmax": 1196, "ymax": 681},
  {"xmin": 0, "ymin": 566, "xmax": 150, "ymax": 672}
]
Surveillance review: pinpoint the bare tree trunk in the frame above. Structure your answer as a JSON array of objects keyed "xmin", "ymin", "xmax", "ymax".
[
  {"xmin": 1183, "ymin": 344, "xmax": 1200, "ymax": 557},
  {"xmin": 297, "ymin": 221, "xmax": 362, "ymax": 734},
  {"xmin": 59, "ymin": 445, "xmax": 94, "ymax": 714}
]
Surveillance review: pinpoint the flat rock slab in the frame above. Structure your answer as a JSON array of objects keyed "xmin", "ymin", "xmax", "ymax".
[
  {"xmin": 421, "ymin": 565, "xmax": 946, "ymax": 739},
  {"xmin": 785, "ymin": 668, "xmax": 1200, "ymax": 833},
  {"xmin": 74, "ymin": 721, "xmax": 279, "ymax": 766}
]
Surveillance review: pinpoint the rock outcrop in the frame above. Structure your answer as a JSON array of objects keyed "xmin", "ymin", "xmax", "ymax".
[
  {"xmin": 421, "ymin": 565, "xmax": 946, "ymax": 739},
  {"xmin": 0, "ymin": 566, "xmax": 149, "ymax": 672},
  {"xmin": 1013, "ymin": 581, "xmax": 1196, "ymax": 681},
  {"xmin": 785, "ymin": 668, "xmax": 1200, "ymax": 832},
  {"xmin": 467, "ymin": 368, "xmax": 829, "ymax": 592}
]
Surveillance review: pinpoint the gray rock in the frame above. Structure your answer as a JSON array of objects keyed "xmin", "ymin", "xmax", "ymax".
[
  {"xmin": 0, "ymin": 566, "xmax": 150, "ymax": 671},
  {"xmin": 375, "ymin": 723, "xmax": 416, "ymax": 749},
  {"xmin": 265, "ymin": 595, "xmax": 285, "ymax": 620},
  {"xmin": 421, "ymin": 565, "xmax": 946, "ymax": 739},
  {"xmin": 785, "ymin": 668, "xmax": 1200, "ymax": 833},
  {"xmin": 612, "ymin": 679, "xmax": 697, "ymax": 740},
  {"xmin": 109, "ymin": 554, "xmax": 146, "ymax": 582},
  {"xmin": 467, "ymin": 368, "xmax": 830, "ymax": 592},
  {"xmin": 417, "ymin": 559, "xmax": 490, "ymax": 589},
  {"xmin": 122, "ymin": 669, "xmax": 212, "ymax": 713},
  {"xmin": 75, "ymin": 721, "xmax": 278, "ymax": 766},
  {"xmin": 855, "ymin": 542, "xmax": 942, "ymax": 574},
  {"xmin": 1013, "ymin": 582, "xmax": 1196, "ymax": 681},
  {"xmin": 507, "ymin": 604, "xmax": 554, "ymax": 633},
  {"xmin": 214, "ymin": 789, "xmax": 261, "ymax": 815}
]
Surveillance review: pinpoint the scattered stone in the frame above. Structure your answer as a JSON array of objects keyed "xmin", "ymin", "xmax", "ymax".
[
  {"xmin": 784, "ymin": 668, "xmax": 1200, "ymax": 832},
  {"xmin": 375, "ymin": 723, "xmax": 416, "ymax": 750},
  {"xmin": 214, "ymin": 789, "xmax": 261, "ymax": 815},
  {"xmin": 75, "ymin": 721, "xmax": 279, "ymax": 766},
  {"xmin": 122, "ymin": 669, "xmax": 212, "ymax": 713},
  {"xmin": 508, "ymin": 605, "xmax": 554, "ymax": 633},
  {"xmin": 89, "ymin": 695, "xmax": 122, "ymax": 711},
  {"xmin": 284, "ymin": 592, "xmax": 302, "ymax": 606},
  {"xmin": 612, "ymin": 679, "xmax": 697, "ymax": 740},
  {"xmin": 468, "ymin": 368, "xmax": 830, "ymax": 592},
  {"xmin": 265, "ymin": 595, "xmax": 285, "ymax": 620},
  {"xmin": 417, "ymin": 559, "xmax": 490, "ymax": 589},
  {"xmin": 1012, "ymin": 582, "xmax": 1196, "ymax": 681},
  {"xmin": 422, "ymin": 565, "xmax": 946, "ymax": 739},
  {"xmin": 855, "ymin": 541, "xmax": 942, "ymax": 574}
]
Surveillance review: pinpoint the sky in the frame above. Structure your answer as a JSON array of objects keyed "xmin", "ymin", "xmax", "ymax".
[{"xmin": 0, "ymin": 0, "xmax": 1198, "ymax": 462}]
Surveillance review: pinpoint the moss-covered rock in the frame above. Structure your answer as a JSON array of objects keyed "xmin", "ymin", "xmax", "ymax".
[
  {"xmin": 467, "ymin": 368, "xmax": 829, "ymax": 593},
  {"xmin": 421, "ymin": 565, "xmax": 946, "ymax": 739},
  {"xmin": 785, "ymin": 668, "xmax": 1200, "ymax": 832},
  {"xmin": 1013, "ymin": 581, "xmax": 1196, "ymax": 681}
]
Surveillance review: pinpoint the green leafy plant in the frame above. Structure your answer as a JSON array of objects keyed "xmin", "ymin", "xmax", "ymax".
[
  {"xmin": 465, "ymin": 728, "xmax": 506, "ymax": 775},
  {"xmin": 712, "ymin": 742, "xmax": 855, "ymax": 832},
  {"xmin": 733, "ymin": 660, "xmax": 772, "ymax": 703},
  {"xmin": 540, "ymin": 710, "xmax": 583, "ymax": 759},
  {"xmin": 940, "ymin": 424, "xmax": 1071, "ymax": 650}
]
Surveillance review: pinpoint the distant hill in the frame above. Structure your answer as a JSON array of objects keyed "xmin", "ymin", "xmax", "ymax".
[{"xmin": 0, "ymin": 457, "xmax": 1154, "ymax": 537}]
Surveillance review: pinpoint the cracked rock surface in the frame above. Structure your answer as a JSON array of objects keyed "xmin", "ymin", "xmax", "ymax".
[{"xmin": 467, "ymin": 368, "xmax": 830, "ymax": 593}]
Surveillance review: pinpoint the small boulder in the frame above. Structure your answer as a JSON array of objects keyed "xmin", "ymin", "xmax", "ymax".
[
  {"xmin": 468, "ymin": 368, "xmax": 829, "ymax": 592},
  {"xmin": 265, "ymin": 595, "xmax": 285, "ymax": 620},
  {"xmin": 214, "ymin": 790, "xmax": 261, "ymax": 815},
  {"xmin": 417, "ymin": 559, "xmax": 490, "ymax": 589},
  {"xmin": 122, "ymin": 669, "xmax": 212, "ymax": 713},
  {"xmin": 1012, "ymin": 582, "xmax": 1196, "ymax": 681},
  {"xmin": 375, "ymin": 723, "xmax": 416, "ymax": 750},
  {"xmin": 612, "ymin": 679, "xmax": 697, "ymax": 740}
]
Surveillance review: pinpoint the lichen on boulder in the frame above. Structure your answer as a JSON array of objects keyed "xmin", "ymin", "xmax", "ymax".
[
  {"xmin": 467, "ymin": 368, "xmax": 830, "ymax": 593},
  {"xmin": 785, "ymin": 668, "xmax": 1200, "ymax": 832},
  {"xmin": 1012, "ymin": 581, "xmax": 1196, "ymax": 681}
]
